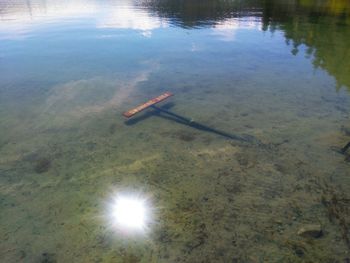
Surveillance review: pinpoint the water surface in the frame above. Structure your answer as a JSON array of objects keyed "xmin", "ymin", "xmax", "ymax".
[{"xmin": 1, "ymin": 0, "xmax": 350, "ymax": 262}]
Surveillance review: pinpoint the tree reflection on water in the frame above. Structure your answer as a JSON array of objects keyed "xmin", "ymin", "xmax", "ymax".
[
  {"xmin": 260, "ymin": 0, "xmax": 350, "ymax": 91},
  {"xmin": 145, "ymin": 0, "xmax": 350, "ymax": 91}
]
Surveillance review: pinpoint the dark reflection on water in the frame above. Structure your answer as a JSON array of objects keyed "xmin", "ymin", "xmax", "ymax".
[
  {"xmin": 142, "ymin": 0, "xmax": 263, "ymax": 28},
  {"xmin": 259, "ymin": 0, "xmax": 350, "ymax": 91},
  {"xmin": 144, "ymin": 0, "xmax": 350, "ymax": 91}
]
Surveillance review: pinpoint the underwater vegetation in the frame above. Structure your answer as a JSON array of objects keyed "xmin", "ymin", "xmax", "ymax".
[{"xmin": 321, "ymin": 183, "xmax": 350, "ymax": 249}]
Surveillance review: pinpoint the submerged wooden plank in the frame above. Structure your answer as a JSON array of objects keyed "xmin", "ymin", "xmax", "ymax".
[{"xmin": 123, "ymin": 92, "xmax": 173, "ymax": 118}]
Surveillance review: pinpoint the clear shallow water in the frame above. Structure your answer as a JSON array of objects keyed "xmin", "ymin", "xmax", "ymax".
[{"xmin": 1, "ymin": 0, "xmax": 350, "ymax": 262}]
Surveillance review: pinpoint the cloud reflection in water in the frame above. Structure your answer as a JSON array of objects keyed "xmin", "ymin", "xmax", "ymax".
[{"xmin": 0, "ymin": 0, "xmax": 168, "ymax": 39}]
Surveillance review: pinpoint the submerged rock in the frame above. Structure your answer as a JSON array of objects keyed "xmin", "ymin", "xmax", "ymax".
[
  {"xmin": 34, "ymin": 158, "xmax": 51, "ymax": 173},
  {"xmin": 40, "ymin": 252, "xmax": 56, "ymax": 263},
  {"xmin": 297, "ymin": 224, "xmax": 323, "ymax": 238}
]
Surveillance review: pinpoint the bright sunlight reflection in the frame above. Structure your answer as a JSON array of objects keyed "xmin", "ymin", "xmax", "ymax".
[
  {"xmin": 105, "ymin": 192, "xmax": 153, "ymax": 235},
  {"xmin": 112, "ymin": 196, "xmax": 146, "ymax": 230}
]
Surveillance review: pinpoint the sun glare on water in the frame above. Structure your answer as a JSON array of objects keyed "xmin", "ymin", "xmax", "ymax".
[{"xmin": 105, "ymin": 191, "xmax": 153, "ymax": 235}]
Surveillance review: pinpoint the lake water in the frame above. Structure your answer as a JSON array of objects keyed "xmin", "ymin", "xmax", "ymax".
[{"xmin": 1, "ymin": 0, "xmax": 350, "ymax": 262}]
